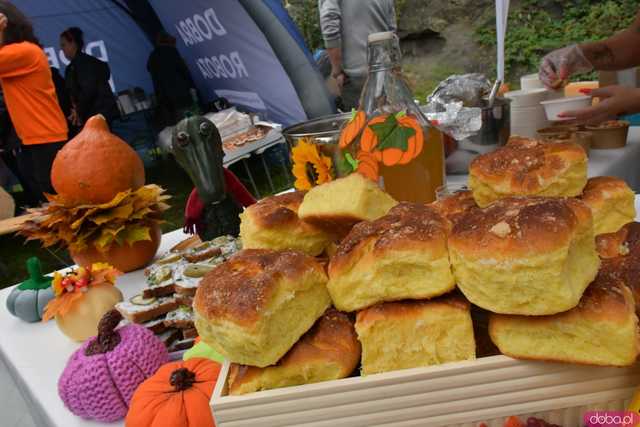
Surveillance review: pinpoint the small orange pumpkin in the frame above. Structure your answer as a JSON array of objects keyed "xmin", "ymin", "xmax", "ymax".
[
  {"xmin": 356, "ymin": 150, "xmax": 379, "ymax": 181},
  {"xmin": 362, "ymin": 114, "xmax": 425, "ymax": 167},
  {"xmin": 339, "ymin": 110, "xmax": 366, "ymax": 149},
  {"xmin": 125, "ymin": 358, "xmax": 221, "ymax": 427},
  {"xmin": 51, "ymin": 114, "xmax": 145, "ymax": 205}
]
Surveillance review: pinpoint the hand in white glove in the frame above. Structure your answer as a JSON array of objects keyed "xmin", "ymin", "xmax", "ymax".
[{"xmin": 539, "ymin": 44, "xmax": 593, "ymax": 89}]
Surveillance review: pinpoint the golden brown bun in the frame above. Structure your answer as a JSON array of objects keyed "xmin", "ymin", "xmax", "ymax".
[
  {"xmin": 355, "ymin": 294, "xmax": 475, "ymax": 375},
  {"xmin": 580, "ymin": 176, "xmax": 636, "ymax": 235},
  {"xmin": 449, "ymin": 197, "xmax": 599, "ymax": 315},
  {"xmin": 597, "ymin": 221, "xmax": 640, "ymax": 259},
  {"xmin": 298, "ymin": 173, "xmax": 397, "ymax": 237},
  {"xmin": 240, "ymin": 191, "xmax": 334, "ymax": 256},
  {"xmin": 429, "ymin": 190, "xmax": 478, "ymax": 230},
  {"xmin": 194, "ymin": 249, "xmax": 331, "ymax": 367},
  {"xmin": 596, "ymin": 222, "xmax": 640, "ymax": 313},
  {"xmin": 490, "ymin": 272, "xmax": 640, "ymax": 367},
  {"xmin": 469, "ymin": 138, "xmax": 587, "ymax": 207},
  {"xmin": 228, "ymin": 309, "xmax": 360, "ymax": 395},
  {"xmin": 328, "ymin": 202, "xmax": 454, "ymax": 312}
]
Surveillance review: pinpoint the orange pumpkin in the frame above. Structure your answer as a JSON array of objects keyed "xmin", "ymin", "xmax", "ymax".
[
  {"xmin": 51, "ymin": 114, "xmax": 145, "ymax": 205},
  {"xmin": 356, "ymin": 150, "xmax": 379, "ymax": 181},
  {"xmin": 362, "ymin": 115, "xmax": 424, "ymax": 167},
  {"xmin": 70, "ymin": 222, "xmax": 162, "ymax": 273},
  {"xmin": 339, "ymin": 110, "xmax": 366, "ymax": 149},
  {"xmin": 125, "ymin": 358, "xmax": 221, "ymax": 427}
]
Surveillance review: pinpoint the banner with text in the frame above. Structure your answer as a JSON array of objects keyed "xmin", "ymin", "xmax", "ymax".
[
  {"xmin": 20, "ymin": 0, "xmax": 153, "ymax": 93},
  {"xmin": 149, "ymin": 0, "xmax": 307, "ymax": 126}
]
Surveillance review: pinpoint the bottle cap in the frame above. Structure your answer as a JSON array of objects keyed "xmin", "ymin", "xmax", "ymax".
[{"xmin": 368, "ymin": 31, "xmax": 395, "ymax": 43}]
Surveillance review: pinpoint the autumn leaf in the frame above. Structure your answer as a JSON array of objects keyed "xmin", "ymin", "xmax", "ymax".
[{"xmin": 368, "ymin": 113, "xmax": 415, "ymax": 152}]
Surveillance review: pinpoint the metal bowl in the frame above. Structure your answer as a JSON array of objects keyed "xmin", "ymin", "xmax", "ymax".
[{"xmin": 283, "ymin": 113, "xmax": 353, "ymax": 178}]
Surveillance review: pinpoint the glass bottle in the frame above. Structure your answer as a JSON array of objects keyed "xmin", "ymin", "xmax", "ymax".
[{"xmin": 340, "ymin": 32, "xmax": 445, "ymax": 203}]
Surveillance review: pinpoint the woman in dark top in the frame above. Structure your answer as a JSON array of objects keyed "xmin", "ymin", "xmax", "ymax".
[{"xmin": 60, "ymin": 27, "xmax": 118, "ymax": 127}]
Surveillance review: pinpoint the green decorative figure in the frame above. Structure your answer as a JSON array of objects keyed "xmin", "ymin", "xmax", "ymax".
[{"xmin": 6, "ymin": 257, "xmax": 54, "ymax": 323}]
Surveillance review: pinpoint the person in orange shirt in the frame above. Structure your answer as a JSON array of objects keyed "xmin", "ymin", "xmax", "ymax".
[{"xmin": 0, "ymin": 1, "xmax": 68, "ymax": 204}]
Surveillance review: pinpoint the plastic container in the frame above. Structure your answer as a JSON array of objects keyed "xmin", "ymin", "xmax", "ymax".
[
  {"xmin": 520, "ymin": 73, "xmax": 544, "ymax": 90},
  {"xmin": 211, "ymin": 356, "xmax": 640, "ymax": 427},
  {"xmin": 586, "ymin": 120, "xmax": 630, "ymax": 149},
  {"xmin": 540, "ymin": 96, "xmax": 592, "ymax": 121}
]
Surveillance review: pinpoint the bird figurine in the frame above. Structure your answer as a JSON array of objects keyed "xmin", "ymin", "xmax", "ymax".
[{"xmin": 172, "ymin": 115, "xmax": 245, "ymax": 241}]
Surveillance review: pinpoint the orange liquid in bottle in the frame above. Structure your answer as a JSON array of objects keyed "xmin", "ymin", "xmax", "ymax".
[{"xmin": 378, "ymin": 126, "xmax": 445, "ymax": 203}]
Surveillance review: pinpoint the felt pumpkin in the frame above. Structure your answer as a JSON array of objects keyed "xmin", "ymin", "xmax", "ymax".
[
  {"xmin": 339, "ymin": 110, "xmax": 366, "ymax": 149},
  {"xmin": 44, "ymin": 263, "xmax": 124, "ymax": 342},
  {"xmin": 51, "ymin": 114, "xmax": 145, "ymax": 205},
  {"xmin": 126, "ymin": 358, "xmax": 221, "ymax": 427},
  {"xmin": 356, "ymin": 150, "xmax": 379, "ymax": 182},
  {"xmin": 59, "ymin": 310, "xmax": 168, "ymax": 422},
  {"xmin": 70, "ymin": 222, "xmax": 162, "ymax": 273},
  {"xmin": 361, "ymin": 114, "xmax": 425, "ymax": 167},
  {"xmin": 6, "ymin": 257, "xmax": 54, "ymax": 323}
]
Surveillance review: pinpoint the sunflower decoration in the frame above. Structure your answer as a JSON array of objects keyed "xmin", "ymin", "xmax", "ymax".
[{"xmin": 291, "ymin": 138, "xmax": 333, "ymax": 190}]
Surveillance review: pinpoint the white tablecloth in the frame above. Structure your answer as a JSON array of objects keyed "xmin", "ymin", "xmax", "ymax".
[
  {"xmin": 0, "ymin": 229, "xmax": 188, "ymax": 427},
  {"xmin": 446, "ymin": 127, "xmax": 640, "ymax": 191}
]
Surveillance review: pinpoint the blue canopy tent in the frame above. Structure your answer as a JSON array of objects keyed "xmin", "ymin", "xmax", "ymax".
[{"xmin": 18, "ymin": 0, "xmax": 334, "ymax": 127}]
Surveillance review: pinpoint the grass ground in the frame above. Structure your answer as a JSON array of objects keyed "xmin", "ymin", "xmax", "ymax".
[{"xmin": 0, "ymin": 151, "xmax": 292, "ymax": 289}]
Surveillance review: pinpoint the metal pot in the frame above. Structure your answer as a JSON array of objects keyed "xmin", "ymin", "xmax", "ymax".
[
  {"xmin": 282, "ymin": 113, "xmax": 353, "ymax": 178},
  {"xmin": 468, "ymin": 97, "xmax": 511, "ymax": 146}
]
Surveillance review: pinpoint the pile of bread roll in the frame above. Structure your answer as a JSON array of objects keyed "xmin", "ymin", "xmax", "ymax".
[{"xmin": 193, "ymin": 137, "xmax": 640, "ymax": 396}]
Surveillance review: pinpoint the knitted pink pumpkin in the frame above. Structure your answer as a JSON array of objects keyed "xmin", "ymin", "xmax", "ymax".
[{"xmin": 58, "ymin": 310, "xmax": 168, "ymax": 422}]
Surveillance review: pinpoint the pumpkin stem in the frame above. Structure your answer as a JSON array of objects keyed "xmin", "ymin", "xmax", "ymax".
[
  {"xmin": 170, "ymin": 368, "xmax": 196, "ymax": 391},
  {"xmin": 84, "ymin": 310, "xmax": 122, "ymax": 356}
]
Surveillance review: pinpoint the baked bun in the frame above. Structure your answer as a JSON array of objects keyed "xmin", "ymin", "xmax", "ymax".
[
  {"xmin": 489, "ymin": 272, "xmax": 640, "ymax": 367},
  {"xmin": 228, "ymin": 309, "xmax": 360, "ymax": 395},
  {"xmin": 328, "ymin": 202, "xmax": 454, "ymax": 312},
  {"xmin": 355, "ymin": 294, "xmax": 475, "ymax": 375},
  {"xmin": 597, "ymin": 221, "xmax": 640, "ymax": 259},
  {"xmin": 429, "ymin": 190, "xmax": 477, "ymax": 228},
  {"xmin": 298, "ymin": 173, "xmax": 397, "ymax": 237},
  {"xmin": 449, "ymin": 197, "xmax": 599, "ymax": 315},
  {"xmin": 580, "ymin": 176, "xmax": 636, "ymax": 235},
  {"xmin": 240, "ymin": 191, "xmax": 334, "ymax": 256},
  {"xmin": 469, "ymin": 138, "xmax": 587, "ymax": 207},
  {"xmin": 596, "ymin": 223, "xmax": 640, "ymax": 313},
  {"xmin": 193, "ymin": 249, "xmax": 331, "ymax": 367}
]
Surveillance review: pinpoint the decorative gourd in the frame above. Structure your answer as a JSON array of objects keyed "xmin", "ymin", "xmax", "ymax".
[
  {"xmin": 43, "ymin": 263, "xmax": 124, "ymax": 342},
  {"xmin": 70, "ymin": 222, "xmax": 162, "ymax": 273},
  {"xmin": 126, "ymin": 358, "xmax": 221, "ymax": 427},
  {"xmin": 51, "ymin": 114, "xmax": 145, "ymax": 205},
  {"xmin": 339, "ymin": 110, "xmax": 366, "ymax": 149},
  {"xmin": 59, "ymin": 310, "xmax": 168, "ymax": 422},
  {"xmin": 6, "ymin": 257, "xmax": 54, "ymax": 323}
]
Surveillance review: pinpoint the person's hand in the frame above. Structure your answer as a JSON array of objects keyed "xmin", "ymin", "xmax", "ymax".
[
  {"xmin": 539, "ymin": 44, "xmax": 593, "ymax": 89},
  {"xmin": 558, "ymin": 85, "xmax": 640, "ymax": 125},
  {"xmin": 334, "ymin": 72, "xmax": 346, "ymax": 92},
  {"xmin": 0, "ymin": 14, "xmax": 7, "ymax": 32}
]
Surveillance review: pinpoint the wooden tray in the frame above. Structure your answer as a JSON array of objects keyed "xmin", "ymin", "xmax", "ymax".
[{"xmin": 211, "ymin": 356, "xmax": 640, "ymax": 427}]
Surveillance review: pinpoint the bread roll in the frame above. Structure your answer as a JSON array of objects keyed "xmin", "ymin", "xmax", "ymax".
[
  {"xmin": 596, "ymin": 222, "xmax": 640, "ymax": 313},
  {"xmin": 489, "ymin": 272, "xmax": 640, "ymax": 367},
  {"xmin": 355, "ymin": 295, "xmax": 475, "ymax": 375},
  {"xmin": 597, "ymin": 221, "xmax": 640, "ymax": 259},
  {"xmin": 580, "ymin": 176, "xmax": 636, "ymax": 235},
  {"xmin": 193, "ymin": 249, "xmax": 331, "ymax": 367},
  {"xmin": 328, "ymin": 202, "xmax": 454, "ymax": 312},
  {"xmin": 449, "ymin": 197, "xmax": 600, "ymax": 315},
  {"xmin": 429, "ymin": 190, "xmax": 477, "ymax": 229},
  {"xmin": 469, "ymin": 138, "xmax": 587, "ymax": 207},
  {"xmin": 228, "ymin": 309, "xmax": 360, "ymax": 395},
  {"xmin": 240, "ymin": 191, "xmax": 334, "ymax": 256},
  {"xmin": 298, "ymin": 173, "xmax": 397, "ymax": 237}
]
